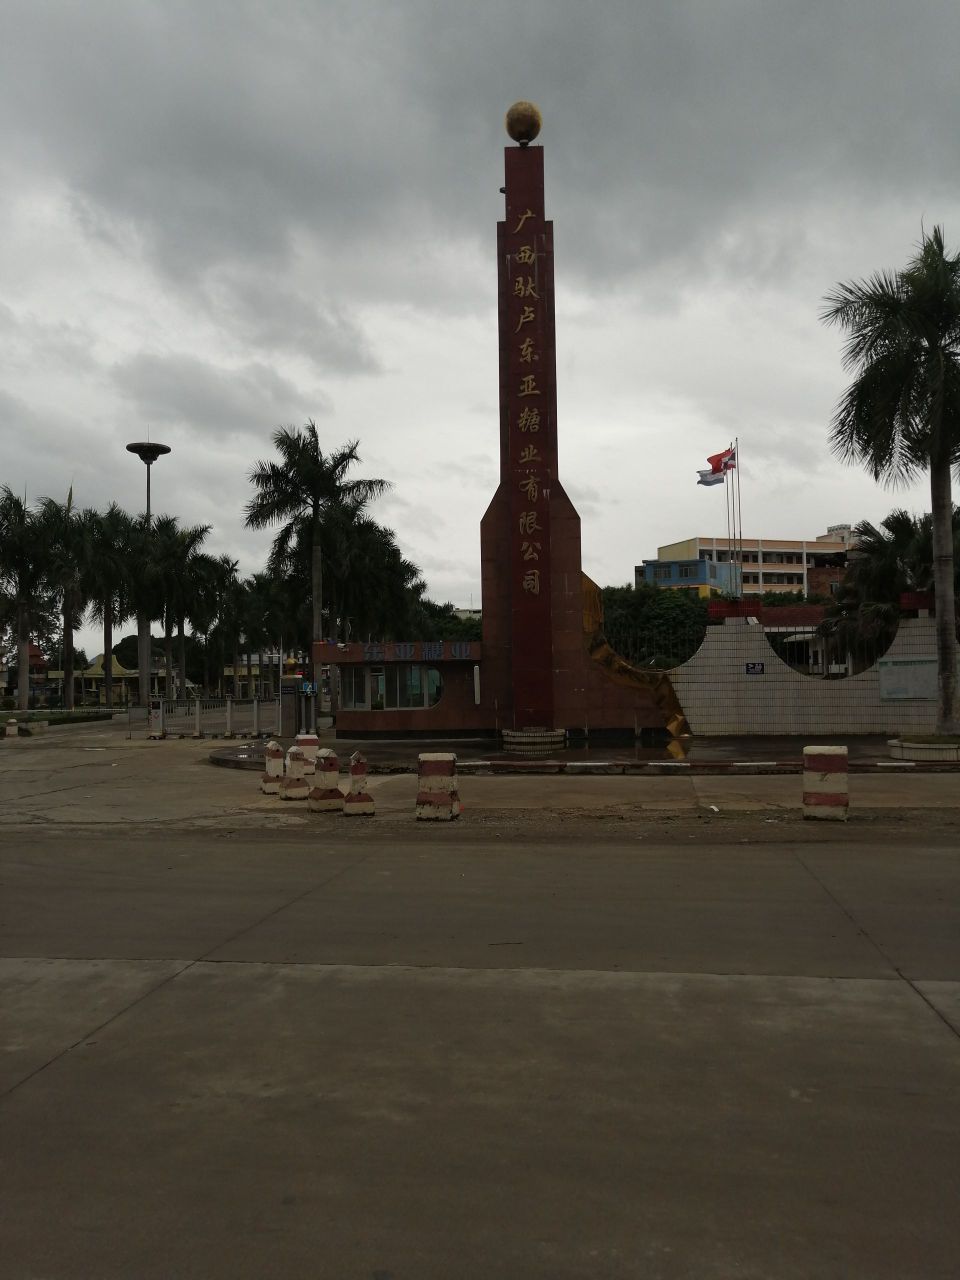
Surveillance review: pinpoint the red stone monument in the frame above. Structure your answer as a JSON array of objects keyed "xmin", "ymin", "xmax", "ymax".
[
  {"xmin": 319, "ymin": 103, "xmax": 688, "ymax": 742},
  {"xmin": 480, "ymin": 103, "xmax": 687, "ymax": 739}
]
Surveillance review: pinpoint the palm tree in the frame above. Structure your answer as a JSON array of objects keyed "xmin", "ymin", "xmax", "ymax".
[
  {"xmin": 85, "ymin": 503, "xmax": 135, "ymax": 708},
  {"xmin": 330, "ymin": 512, "xmax": 425, "ymax": 641},
  {"xmin": 151, "ymin": 516, "xmax": 211, "ymax": 698},
  {"xmin": 115, "ymin": 514, "xmax": 155, "ymax": 706},
  {"xmin": 38, "ymin": 491, "xmax": 96, "ymax": 710},
  {"xmin": 0, "ymin": 487, "xmax": 49, "ymax": 711},
  {"xmin": 822, "ymin": 226, "xmax": 960, "ymax": 732},
  {"xmin": 245, "ymin": 425, "xmax": 390, "ymax": 656},
  {"xmin": 845, "ymin": 510, "xmax": 929, "ymax": 602},
  {"xmin": 177, "ymin": 548, "xmax": 218, "ymax": 697},
  {"xmin": 202, "ymin": 556, "xmax": 241, "ymax": 696},
  {"xmin": 243, "ymin": 572, "xmax": 288, "ymax": 697}
]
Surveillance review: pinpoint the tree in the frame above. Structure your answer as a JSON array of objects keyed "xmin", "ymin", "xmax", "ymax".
[
  {"xmin": 86, "ymin": 504, "xmax": 134, "ymax": 708},
  {"xmin": 243, "ymin": 572, "xmax": 290, "ymax": 697},
  {"xmin": 600, "ymin": 583, "xmax": 709, "ymax": 668},
  {"xmin": 325, "ymin": 510, "xmax": 425, "ymax": 641},
  {"xmin": 822, "ymin": 226, "xmax": 960, "ymax": 732},
  {"xmin": 176, "ymin": 548, "xmax": 218, "ymax": 696},
  {"xmin": 410, "ymin": 600, "xmax": 482, "ymax": 642},
  {"xmin": 38, "ymin": 491, "xmax": 94, "ymax": 710},
  {"xmin": 199, "ymin": 556, "xmax": 242, "ymax": 696},
  {"xmin": 150, "ymin": 515, "xmax": 211, "ymax": 698},
  {"xmin": 245, "ymin": 424, "xmax": 390, "ymax": 652},
  {"xmin": 124, "ymin": 514, "xmax": 160, "ymax": 707},
  {"xmin": 0, "ymin": 488, "xmax": 50, "ymax": 710},
  {"xmin": 816, "ymin": 507, "xmax": 960, "ymax": 675},
  {"xmin": 843, "ymin": 508, "xmax": 960, "ymax": 604}
]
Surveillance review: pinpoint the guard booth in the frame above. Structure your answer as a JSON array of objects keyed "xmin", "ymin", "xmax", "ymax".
[{"xmin": 313, "ymin": 640, "xmax": 484, "ymax": 738}]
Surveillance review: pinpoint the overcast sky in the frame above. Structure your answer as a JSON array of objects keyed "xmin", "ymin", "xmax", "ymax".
[{"xmin": 3, "ymin": 0, "xmax": 958, "ymax": 653}]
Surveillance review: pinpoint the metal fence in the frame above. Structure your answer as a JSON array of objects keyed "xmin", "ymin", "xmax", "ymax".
[
  {"xmin": 131, "ymin": 697, "xmax": 283, "ymax": 739},
  {"xmin": 604, "ymin": 622, "xmax": 709, "ymax": 671}
]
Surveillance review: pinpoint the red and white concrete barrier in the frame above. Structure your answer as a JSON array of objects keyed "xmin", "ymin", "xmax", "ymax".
[
  {"xmin": 416, "ymin": 752, "xmax": 462, "ymax": 821},
  {"xmin": 295, "ymin": 732, "xmax": 320, "ymax": 765},
  {"xmin": 259, "ymin": 739, "xmax": 285, "ymax": 795},
  {"xmin": 802, "ymin": 746, "xmax": 849, "ymax": 820},
  {"xmin": 279, "ymin": 745, "xmax": 313, "ymax": 801},
  {"xmin": 344, "ymin": 750, "xmax": 375, "ymax": 816},
  {"xmin": 308, "ymin": 749, "xmax": 344, "ymax": 813}
]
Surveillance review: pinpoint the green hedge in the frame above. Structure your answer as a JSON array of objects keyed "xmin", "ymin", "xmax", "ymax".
[{"xmin": 2, "ymin": 710, "xmax": 118, "ymax": 726}]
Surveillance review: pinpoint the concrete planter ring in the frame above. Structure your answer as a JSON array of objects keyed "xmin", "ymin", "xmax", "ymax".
[
  {"xmin": 501, "ymin": 727, "xmax": 566, "ymax": 756},
  {"xmin": 888, "ymin": 738, "xmax": 960, "ymax": 762}
]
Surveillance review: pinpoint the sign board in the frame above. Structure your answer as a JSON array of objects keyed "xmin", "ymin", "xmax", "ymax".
[
  {"xmin": 878, "ymin": 657, "xmax": 938, "ymax": 701},
  {"xmin": 744, "ymin": 662, "xmax": 765, "ymax": 675}
]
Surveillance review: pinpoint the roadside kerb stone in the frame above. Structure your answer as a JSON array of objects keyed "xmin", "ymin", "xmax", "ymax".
[
  {"xmin": 295, "ymin": 732, "xmax": 320, "ymax": 765},
  {"xmin": 308, "ymin": 749, "xmax": 344, "ymax": 814},
  {"xmin": 803, "ymin": 745, "xmax": 849, "ymax": 821},
  {"xmin": 344, "ymin": 751, "xmax": 375, "ymax": 816},
  {"xmin": 278, "ymin": 746, "xmax": 312, "ymax": 801},
  {"xmin": 259, "ymin": 740, "xmax": 285, "ymax": 795},
  {"xmin": 416, "ymin": 753, "xmax": 462, "ymax": 821}
]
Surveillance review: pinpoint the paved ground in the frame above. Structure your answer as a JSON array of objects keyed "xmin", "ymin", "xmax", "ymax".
[{"xmin": 2, "ymin": 726, "xmax": 959, "ymax": 1278}]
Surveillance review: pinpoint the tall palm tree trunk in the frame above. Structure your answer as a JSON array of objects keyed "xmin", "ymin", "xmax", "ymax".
[
  {"xmin": 137, "ymin": 614, "xmax": 151, "ymax": 707},
  {"xmin": 930, "ymin": 460, "xmax": 959, "ymax": 732},
  {"xmin": 17, "ymin": 604, "xmax": 30, "ymax": 712},
  {"xmin": 178, "ymin": 618, "xmax": 188, "ymax": 700},
  {"xmin": 103, "ymin": 601, "xmax": 114, "ymax": 709},
  {"xmin": 328, "ymin": 588, "xmax": 342, "ymax": 713},
  {"xmin": 233, "ymin": 647, "xmax": 242, "ymax": 698},
  {"xmin": 164, "ymin": 608, "xmax": 175, "ymax": 699},
  {"xmin": 62, "ymin": 602, "xmax": 75, "ymax": 710},
  {"xmin": 246, "ymin": 649, "xmax": 254, "ymax": 698},
  {"xmin": 311, "ymin": 528, "xmax": 327, "ymax": 702}
]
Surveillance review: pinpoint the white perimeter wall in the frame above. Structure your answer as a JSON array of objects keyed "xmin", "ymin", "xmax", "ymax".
[{"xmin": 669, "ymin": 618, "xmax": 943, "ymax": 736}]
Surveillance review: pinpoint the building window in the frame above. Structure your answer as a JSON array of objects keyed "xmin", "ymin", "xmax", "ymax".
[
  {"xmin": 679, "ymin": 565, "xmax": 696, "ymax": 579},
  {"xmin": 398, "ymin": 664, "xmax": 423, "ymax": 708},
  {"xmin": 344, "ymin": 664, "xmax": 443, "ymax": 711},
  {"xmin": 343, "ymin": 667, "xmax": 367, "ymax": 709},
  {"xmin": 654, "ymin": 566, "xmax": 671, "ymax": 581},
  {"xmin": 427, "ymin": 668, "xmax": 442, "ymax": 706}
]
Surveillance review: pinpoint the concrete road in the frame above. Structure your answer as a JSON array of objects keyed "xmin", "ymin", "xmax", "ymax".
[{"xmin": 3, "ymin": 818, "xmax": 960, "ymax": 1280}]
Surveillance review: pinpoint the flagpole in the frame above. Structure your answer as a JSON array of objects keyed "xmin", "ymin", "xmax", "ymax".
[
  {"xmin": 725, "ymin": 441, "xmax": 732, "ymax": 596},
  {"xmin": 737, "ymin": 437, "xmax": 744, "ymax": 599}
]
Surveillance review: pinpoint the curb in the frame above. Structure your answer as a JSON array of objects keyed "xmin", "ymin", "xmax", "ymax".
[{"xmin": 207, "ymin": 747, "xmax": 960, "ymax": 776}]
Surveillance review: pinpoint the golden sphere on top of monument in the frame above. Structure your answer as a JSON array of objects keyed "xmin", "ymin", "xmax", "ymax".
[{"xmin": 505, "ymin": 101, "xmax": 542, "ymax": 144}]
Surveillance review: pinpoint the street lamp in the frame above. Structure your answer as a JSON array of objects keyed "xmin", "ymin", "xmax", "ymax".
[
  {"xmin": 127, "ymin": 440, "xmax": 170, "ymax": 706},
  {"xmin": 126, "ymin": 441, "xmax": 171, "ymax": 528}
]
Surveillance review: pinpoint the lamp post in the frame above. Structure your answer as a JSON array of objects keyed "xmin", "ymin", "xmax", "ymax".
[{"xmin": 127, "ymin": 441, "xmax": 170, "ymax": 706}]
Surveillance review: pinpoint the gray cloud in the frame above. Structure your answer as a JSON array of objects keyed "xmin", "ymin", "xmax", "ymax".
[
  {"xmin": 200, "ymin": 269, "xmax": 380, "ymax": 373},
  {"xmin": 0, "ymin": 0, "xmax": 953, "ymax": 655},
  {"xmin": 111, "ymin": 352, "xmax": 327, "ymax": 438},
  {"xmin": 6, "ymin": 0, "xmax": 957, "ymax": 301}
]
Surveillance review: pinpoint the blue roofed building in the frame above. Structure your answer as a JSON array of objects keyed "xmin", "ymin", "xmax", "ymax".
[{"xmin": 637, "ymin": 556, "xmax": 738, "ymax": 597}]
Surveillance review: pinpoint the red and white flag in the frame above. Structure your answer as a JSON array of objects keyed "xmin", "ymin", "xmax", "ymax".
[
  {"xmin": 707, "ymin": 446, "xmax": 736, "ymax": 474},
  {"xmin": 696, "ymin": 446, "xmax": 736, "ymax": 486}
]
